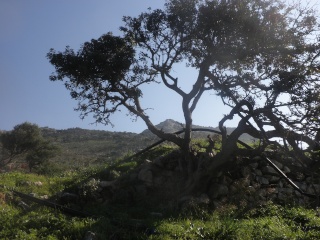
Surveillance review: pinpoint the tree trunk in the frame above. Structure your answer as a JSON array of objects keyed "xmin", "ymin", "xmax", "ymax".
[{"xmin": 184, "ymin": 115, "xmax": 252, "ymax": 195}]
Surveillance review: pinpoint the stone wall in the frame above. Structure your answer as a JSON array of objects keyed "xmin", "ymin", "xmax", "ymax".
[{"xmin": 60, "ymin": 152, "xmax": 320, "ymax": 210}]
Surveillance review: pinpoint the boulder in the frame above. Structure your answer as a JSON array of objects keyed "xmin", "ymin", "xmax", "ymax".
[
  {"xmin": 283, "ymin": 166, "xmax": 291, "ymax": 174},
  {"xmin": 83, "ymin": 231, "xmax": 96, "ymax": 240},
  {"xmin": 261, "ymin": 166, "xmax": 278, "ymax": 176},
  {"xmin": 273, "ymin": 160, "xmax": 283, "ymax": 170},
  {"xmin": 265, "ymin": 175, "xmax": 280, "ymax": 183},
  {"xmin": 209, "ymin": 183, "xmax": 229, "ymax": 199},
  {"xmin": 256, "ymin": 176, "xmax": 269, "ymax": 185},
  {"xmin": 241, "ymin": 166, "xmax": 251, "ymax": 178},
  {"xmin": 138, "ymin": 169, "xmax": 153, "ymax": 186}
]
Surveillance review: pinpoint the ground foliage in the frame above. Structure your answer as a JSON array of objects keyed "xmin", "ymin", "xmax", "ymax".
[{"xmin": 0, "ymin": 146, "xmax": 320, "ymax": 239}]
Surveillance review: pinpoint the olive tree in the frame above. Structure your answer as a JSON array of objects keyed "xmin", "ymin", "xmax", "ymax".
[{"xmin": 47, "ymin": 0, "xmax": 320, "ymax": 182}]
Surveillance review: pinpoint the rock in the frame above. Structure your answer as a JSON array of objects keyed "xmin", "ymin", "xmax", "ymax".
[
  {"xmin": 112, "ymin": 189, "xmax": 132, "ymax": 203},
  {"xmin": 138, "ymin": 169, "xmax": 153, "ymax": 186},
  {"xmin": 254, "ymin": 169, "xmax": 263, "ymax": 176},
  {"xmin": 33, "ymin": 181, "xmax": 43, "ymax": 187},
  {"xmin": 60, "ymin": 192, "xmax": 79, "ymax": 205},
  {"xmin": 153, "ymin": 156, "xmax": 164, "ymax": 168},
  {"xmin": 129, "ymin": 172, "xmax": 138, "ymax": 181},
  {"xmin": 18, "ymin": 201, "xmax": 30, "ymax": 210},
  {"xmin": 253, "ymin": 156, "xmax": 263, "ymax": 161},
  {"xmin": 278, "ymin": 180, "xmax": 284, "ymax": 188},
  {"xmin": 266, "ymin": 175, "xmax": 280, "ymax": 183},
  {"xmin": 144, "ymin": 159, "xmax": 153, "ymax": 165},
  {"xmin": 19, "ymin": 181, "xmax": 32, "ymax": 186},
  {"xmin": 209, "ymin": 183, "xmax": 229, "ymax": 199},
  {"xmin": 29, "ymin": 193, "xmax": 37, "ymax": 197},
  {"xmin": 99, "ymin": 181, "xmax": 115, "ymax": 188},
  {"xmin": 293, "ymin": 172, "xmax": 305, "ymax": 181},
  {"xmin": 83, "ymin": 231, "xmax": 96, "ymax": 240},
  {"xmin": 134, "ymin": 184, "xmax": 147, "ymax": 197},
  {"xmin": 212, "ymin": 171, "xmax": 223, "ymax": 178},
  {"xmin": 307, "ymin": 186, "xmax": 316, "ymax": 195},
  {"xmin": 249, "ymin": 162, "xmax": 259, "ymax": 169},
  {"xmin": 266, "ymin": 188, "xmax": 278, "ymax": 194},
  {"xmin": 261, "ymin": 166, "xmax": 278, "ymax": 176},
  {"xmin": 294, "ymin": 190, "xmax": 302, "ymax": 197},
  {"xmin": 99, "ymin": 169, "xmax": 111, "ymax": 180},
  {"xmin": 283, "ymin": 166, "xmax": 291, "ymax": 174},
  {"xmin": 179, "ymin": 195, "xmax": 192, "ymax": 203},
  {"xmin": 279, "ymin": 188, "xmax": 293, "ymax": 195},
  {"xmin": 306, "ymin": 177, "xmax": 313, "ymax": 184},
  {"xmin": 273, "ymin": 160, "xmax": 283, "ymax": 170},
  {"xmin": 150, "ymin": 212, "xmax": 163, "ymax": 218},
  {"xmin": 212, "ymin": 200, "xmax": 222, "ymax": 209},
  {"xmin": 241, "ymin": 166, "xmax": 251, "ymax": 178},
  {"xmin": 312, "ymin": 184, "xmax": 320, "ymax": 192},
  {"xmin": 154, "ymin": 176, "xmax": 165, "ymax": 187},
  {"xmin": 179, "ymin": 194, "xmax": 210, "ymax": 212},
  {"xmin": 198, "ymin": 193, "xmax": 210, "ymax": 204},
  {"xmin": 256, "ymin": 176, "xmax": 269, "ymax": 185},
  {"xmin": 296, "ymin": 182, "xmax": 307, "ymax": 192},
  {"xmin": 257, "ymin": 189, "xmax": 267, "ymax": 199},
  {"xmin": 40, "ymin": 195, "xmax": 48, "ymax": 199},
  {"xmin": 220, "ymin": 176, "xmax": 233, "ymax": 185}
]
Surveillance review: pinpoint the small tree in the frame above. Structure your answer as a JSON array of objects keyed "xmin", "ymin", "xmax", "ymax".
[
  {"xmin": 0, "ymin": 122, "xmax": 58, "ymax": 171},
  {"xmin": 25, "ymin": 140, "xmax": 59, "ymax": 172},
  {"xmin": 1, "ymin": 122, "xmax": 42, "ymax": 166},
  {"xmin": 48, "ymin": 0, "xmax": 320, "ymax": 188}
]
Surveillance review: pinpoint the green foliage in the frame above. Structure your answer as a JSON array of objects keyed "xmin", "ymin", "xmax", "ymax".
[
  {"xmin": 78, "ymin": 178, "xmax": 100, "ymax": 201},
  {"xmin": 26, "ymin": 140, "xmax": 60, "ymax": 172},
  {"xmin": 1, "ymin": 122, "xmax": 41, "ymax": 154},
  {"xmin": 0, "ymin": 122, "xmax": 42, "ymax": 164},
  {"xmin": 0, "ymin": 122, "xmax": 59, "ymax": 171},
  {"xmin": 0, "ymin": 205, "xmax": 94, "ymax": 240},
  {"xmin": 114, "ymin": 161, "xmax": 138, "ymax": 173},
  {"xmin": 47, "ymin": 33, "xmax": 148, "ymax": 126},
  {"xmin": 2, "ymin": 165, "xmax": 320, "ymax": 239}
]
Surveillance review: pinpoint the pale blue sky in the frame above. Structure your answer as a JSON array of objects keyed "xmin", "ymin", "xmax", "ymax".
[{"xmin": 0, "ymin": 1, "xmax": 318, "ymax": 133}]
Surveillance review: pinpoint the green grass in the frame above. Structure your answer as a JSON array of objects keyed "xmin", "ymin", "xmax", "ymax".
[
  {"xmin": 2, "ymin": 146, "xmax": 320, "ymax": 239},
  {"xmin": 2, "ymin": 169, "xmax": 320, "ymax": 239}
]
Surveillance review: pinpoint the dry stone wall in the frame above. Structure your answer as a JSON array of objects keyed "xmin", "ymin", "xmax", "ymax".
[{"xmin": 60, "ymin": 152, "xmax": 320, "ymax": 210}]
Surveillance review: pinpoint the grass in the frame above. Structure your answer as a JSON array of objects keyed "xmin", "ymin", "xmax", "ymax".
[
  {"xmin": 2, "ymin": 170, "xmax": 320, "ymax": 239},
  {"xmin": 2, "ymin": 145, "xmax": 320, "ymax": 239}
]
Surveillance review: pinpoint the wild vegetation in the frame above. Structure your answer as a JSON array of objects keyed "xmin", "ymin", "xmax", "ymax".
[
  {"xmin": 47, "ymin": 0, "xmax": 320, "ymax": 197},
  {"xmin": 2, "ymin": 145, "xmax": 320, "ymax": 239},
  {"xmin": 0, "ymin": 122, "xmax": 59, "ymax": 172}
]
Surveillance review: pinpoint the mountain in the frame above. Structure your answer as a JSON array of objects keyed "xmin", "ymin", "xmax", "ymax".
[
  {"xmin": 140, "ymin": 119, "xmax": 255, "ymax": 143},
  {"xmin": 140, "ymin": 119, "xmax": 184, "ymax": 135}
]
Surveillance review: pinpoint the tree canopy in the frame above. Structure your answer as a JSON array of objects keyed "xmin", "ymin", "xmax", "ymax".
[
  {"xmin": 0, "ymin": 122, "xmax": 58, "ymax": 171},
  {"xmin": 48, "ymin": 0, "xmax": 320, "ymax": 175}
]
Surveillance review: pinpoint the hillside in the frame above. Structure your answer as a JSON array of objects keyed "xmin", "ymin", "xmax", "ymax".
[
  {"xmin": 40, "ymin": 127, "xmax": 152, "ymax": 168},
  {"xmin": 38, "ymin": 119, "xmax": 255, "ymax": 169}
]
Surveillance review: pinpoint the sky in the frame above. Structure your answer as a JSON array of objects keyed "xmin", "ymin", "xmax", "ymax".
[{"xmin": 0, "ymin": 0, "xmax": 319, "ymax": 133}]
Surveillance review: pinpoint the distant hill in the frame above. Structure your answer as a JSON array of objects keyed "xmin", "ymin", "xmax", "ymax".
[
  {"xmin": 140, "ymin": 119, "xmax": 255, "ymax": 143},
  {"xmin": 23, "ymin": 119, "xmax": 255, "ymax": 169},
  {"xmin": 40, "ymin": 127, "xmax": 152, "ymax": 167}
]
